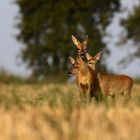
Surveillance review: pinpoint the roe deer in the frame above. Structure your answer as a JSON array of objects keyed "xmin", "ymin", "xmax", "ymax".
[
  {"xmin": 86, "ymin": 53, "xmax": 134, "ymax": 98},
  {"xmin": 68, "ymin": 56, "xmax": 80, "ymax": 75},
  {"xmin": 69, "ymin": 54, "xmax": 101, "ymax": 102},
  {"xmin": 72, "ymin": 35, "xmax": 88, "ymax": 57}
]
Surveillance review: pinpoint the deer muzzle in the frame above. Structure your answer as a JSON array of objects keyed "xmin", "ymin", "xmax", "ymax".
[{"xmin": 68, "ymin": 71, "xmax": 73, "ymax": 75}]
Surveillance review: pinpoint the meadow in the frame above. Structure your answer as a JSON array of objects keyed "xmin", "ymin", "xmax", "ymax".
[{"xmin": 0, "ymin": 81, "xmax": 140, "ymax": 140}]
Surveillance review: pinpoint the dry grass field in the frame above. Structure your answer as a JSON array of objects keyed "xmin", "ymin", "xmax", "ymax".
[{"xmin": 0, "ymin": 82, "xmax": 140, "ymax": 140}]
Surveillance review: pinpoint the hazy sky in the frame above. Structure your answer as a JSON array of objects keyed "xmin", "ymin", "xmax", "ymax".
[
  {"xmin": 106, "ymin": 0, "xmax": 140, "ymax": 77},
  {"xmin": 0, "ymin": 0, "xmax": 31, "ymax": 76},
  {"xmin": 0, "ymin": 0, "xmax": 140, "ymax": 77}
]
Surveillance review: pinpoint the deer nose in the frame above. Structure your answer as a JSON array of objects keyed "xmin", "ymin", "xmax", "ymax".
[
  {"xmin": 81, "ymin": 50, "xmax": 86, "ymax": 55},
  {"xmin": 68, "ymin": 71, "xmax": 73, "ymax": 75},
  {"xmin": 80, "ymin": 52, "xmax": 85, "ymax": 57}
]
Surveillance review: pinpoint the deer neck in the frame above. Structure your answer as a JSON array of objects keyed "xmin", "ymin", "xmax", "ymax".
[
  {"xmin": 87, "ymin": 67, "xmax": 99, "ymax": 84},
  {"xmin": 79, "ymin": 62, "xmax": 88, "ymax": 76}
]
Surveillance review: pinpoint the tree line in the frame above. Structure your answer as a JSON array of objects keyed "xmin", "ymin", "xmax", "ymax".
[{"xmin": 17, "ymin": 0, "xmax": 138, "ymax": 77}]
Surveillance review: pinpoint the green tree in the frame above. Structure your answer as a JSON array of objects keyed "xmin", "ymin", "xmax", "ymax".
[
  {"xmin": 121, "ymin": 5, "xmax": 140, "ymax": 58},
  {"xmin": 15, "ymin": 0, "xmax": 120, "ymax": 76}
]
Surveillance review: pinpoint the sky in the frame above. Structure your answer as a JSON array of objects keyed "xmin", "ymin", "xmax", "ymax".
[
  {"xmin": 0, "ymin": 0, "xmax": 140, "ymax": 77},
  {"xmin": 0, "ymin": 0, "xmax": 31, "ymax": 76},
  {"xmin": 105, "ymin": 0, "xmax": 140, "ymax": 77}
]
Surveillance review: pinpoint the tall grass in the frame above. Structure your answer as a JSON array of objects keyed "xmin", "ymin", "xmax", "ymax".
[{"xmin": 0, "ymin": 83, "xmax": 140, "ymax": 140}]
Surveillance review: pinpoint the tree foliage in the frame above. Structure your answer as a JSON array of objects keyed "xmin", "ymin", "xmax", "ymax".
[
  {"xmin": 15, "ymin": 0, "xmax": 120, "ymax": 76},
  {"xmin": 121, "ymin": 5, "xmax": 140, "ymax": 57}
]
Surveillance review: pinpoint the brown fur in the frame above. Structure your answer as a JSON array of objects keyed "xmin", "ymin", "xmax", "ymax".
[
  {"xmin": 86, "ymin": 53, "xmax": 134, "ymax": 98},
  {"xmin": 71, "ymin": 35, "xmax": 88, "ymax": 57},
  {"xmin": 97, "ymin": 73, "xmax": 133, "ymax": 97},
  {"xmin": 69, "ymin": 56, "xmax": 100, "ymax": 101},
  {"xmin": 77, "ymin": 58, "xmax": 93, "ymax": 101}
]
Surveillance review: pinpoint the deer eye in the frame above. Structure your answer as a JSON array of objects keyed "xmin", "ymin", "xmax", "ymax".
[
  {"xmin": 77, "ymin": 48, "xmax": 81, "ymax": 51},
  {"xmin": 88, "ymin": 62, "xmax": 94, "ymax": 65}
]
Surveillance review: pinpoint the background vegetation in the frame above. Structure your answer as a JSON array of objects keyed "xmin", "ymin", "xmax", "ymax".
[
  {"xmin": 0, "ymin": 1, "xmax": 140, "ymax": 140},
  {"xmin": 15, "ymin": 0, "xmax": 120, "ymax": 76},
  {"xmin": 121, "ymin": 5, "xmax": 140, "ymax": 58}
]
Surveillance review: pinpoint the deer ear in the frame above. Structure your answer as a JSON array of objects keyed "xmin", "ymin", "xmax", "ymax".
[
  {"xmin": 94, "ymin": 52, "xmax": 102, "ymax": 61},
  {"xmin": 72, "ymin": 35, "xmax": 80, "ymax": 46},
  {"xmin": 83, "ymin": 35, "xmax": 88, "ymax": 46},
  {"xmin": 86, "ymin": 53, "xmax": 91, "ymax": 61},
  {"xmin": 69, "ymin": 56, "xmax": 75, "ymax": 64},
  {"xmin": 88, "ymin": 65, "xmax": 96, "ymax": 71}
]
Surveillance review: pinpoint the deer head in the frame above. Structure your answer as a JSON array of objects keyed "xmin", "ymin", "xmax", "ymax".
[
  {"xmin": 68, "ymin": 56, "xmax": 80, "ymax": 75},
  {"xmin": 86, "ymin": 52, "xmax": 102, "ymax": 70},
  {"xmin": 72, "ymin": 35, "xmax": 88, "ymax": 57}
]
